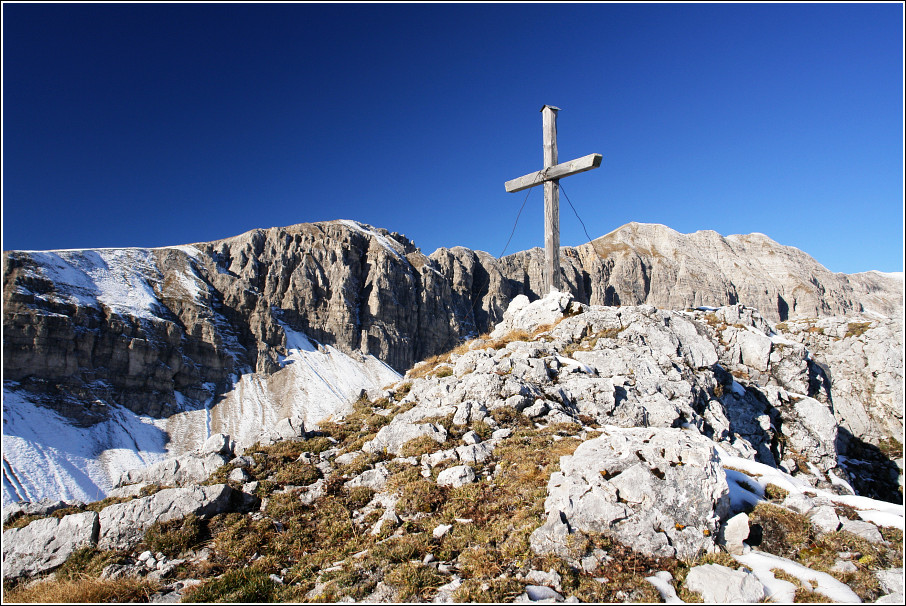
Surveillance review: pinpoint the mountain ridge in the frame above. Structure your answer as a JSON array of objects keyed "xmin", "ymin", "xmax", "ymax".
[{"xmin": 3, "ymin": 219, "xmax": 902, "ymax": 506}]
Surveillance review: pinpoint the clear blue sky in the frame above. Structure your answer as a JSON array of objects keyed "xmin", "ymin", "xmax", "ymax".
[{"xmin": 2, "ymin": 2, "xmax": 903, "ymax": 274}]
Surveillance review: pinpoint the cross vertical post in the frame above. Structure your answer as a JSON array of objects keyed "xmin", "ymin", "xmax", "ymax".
[
  {"xmin": 542, "ymin": 105, "xmax": 561, "ymax": 293},
  {"xmin": 504, "ymin": 106, "xmax": 603, "ymax": 295}
]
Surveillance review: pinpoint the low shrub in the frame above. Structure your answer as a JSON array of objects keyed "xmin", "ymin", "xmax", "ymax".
[
  {"xmin": 452, "ymin": 577, "xmax": 526, "ymax": 602},
  {"xmin": 748, "ymin": 502, "xmax": 812, "ymax": 558},
  {"xmin": 764, "ymin": 483, "xmax": 790, "ymax": 501},
  {"xmin": 55, "ymin": 546, "xmax": 125, "ymax": 580},
  {"xmin": 844, "ymin": 322, "xmax": 872, "ymax": 339},
  {"xmin": 397, "ymin": 479, "xmax": 448, "ymax": 514}
]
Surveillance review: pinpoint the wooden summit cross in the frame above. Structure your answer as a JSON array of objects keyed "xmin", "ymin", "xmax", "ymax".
[{"xmin": 505, "ymin": 105, "xmax": 602, "ymax": 294}]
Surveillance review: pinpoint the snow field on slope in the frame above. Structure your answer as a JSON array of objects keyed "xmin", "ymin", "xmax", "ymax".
[
  {"xmin": 2, "ymin": 389, "xmax": 169, "ymax": 506},
  {"xmin": 199, "ymin": 323, "xmax": 400, "ymax": 447},
  {"xmin": 3, "ymin": 324, "xmax": 400, "ymax": 506}
]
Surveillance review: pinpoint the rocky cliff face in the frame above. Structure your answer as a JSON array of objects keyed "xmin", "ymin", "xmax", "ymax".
[
  {"xmin": 3, "ymin": 220, "xmax": 902, "ymax": 478},
  {"xmin": 451, "ymin": 222, "xmax": 903, "ymax": 323}
]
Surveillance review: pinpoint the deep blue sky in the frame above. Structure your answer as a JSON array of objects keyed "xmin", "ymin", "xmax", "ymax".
[{"xmin": 2, "ymin": 2, "xmax": 903, "ymax": 273}]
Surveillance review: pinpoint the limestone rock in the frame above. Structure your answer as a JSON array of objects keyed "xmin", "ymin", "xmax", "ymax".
[
  {"xmin": 436, "ymin": 465, "xmax": 476, "ymax": 488},
  {"xmin": 98, "ymin": 484, "xmax": 236, "ymax": 550},
  {"xmin": 808, "ymin": 505, "xmax": 841, "ymax": 533},
  {"xmin": 684, "ymin": 563, "xmax": 765, "ymax": 603},
  {"xmin": 840, "ymin": 519, "xmax": 884, "ymax": 543},
  {"xmin": 517, "ymin": 585, "xmax": 566, "ymax": 602},
  {"xmin": 876, "ymin": 568, "xmax": 904, "ymax": 596},
  {"xmin": 273, "ymin": 416, "xmax": 306, "ymax": 441},
  {"xmin": 489, "ymin": 290, "xmax": 573, "ymax": 339},
  {"xmin": 2, "ymin": 510, "xmax": 99, "ymax": 578},
  {"xmin": 530, "ymin": 511, "xmax": 573, "ymax": 558},
  {"xmin": 345, "ymin": 467, "xmax": 391, "ymax": 491},
  {"xmin": 782, "ymin": 492, "xmax": 815, "ymax": 514},
  {"xmin": 537, "ymin": 426, "xmax": 730, "ymax": 560},
  {"xmin": 117, "ymin": 452, "xmax": 230, "ymax": 488},
  {"xmin": 201, "ymin": 433, "xmax": 232, "ymax": 456},
  {"xmin": 363, "ymin": 422, "xmax": 447, "ymax": 456},
  {"xmin": 228, "ymin": 467, "xmax": 251, "ymax": 483},
  {"xmin": 2, "ymin": 499, "xmax": 71, "ymax": 526},
  {"xmin": 778, "ymin": 314, "xmax": 904, "ymax": 444},
  {"xmin": 719, "ymin": 512, "xmax": 750, "ymax": 555}
]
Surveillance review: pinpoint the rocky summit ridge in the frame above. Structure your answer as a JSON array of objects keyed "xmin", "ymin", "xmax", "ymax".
[
  {"xmin": 2, "ymin": 219, "xmax": 903, "ymax": 507},
  {"xmin": 2, "ymin": 292, "xmax": 903, "ymax": 603}
]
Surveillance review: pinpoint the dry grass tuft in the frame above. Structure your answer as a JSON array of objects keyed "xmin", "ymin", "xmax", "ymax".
[
  {"xmin": 183, "ymin": 567, "xmax": 280, "ymax": 602},
  {"xmin": 486, "ymin": 329, "xmax": 533, "ymax": 350},
  {"xmin": 384, "ymin": 562, "xmax": 444, "ymax": 600},
  {"xmin": 748, "ymin": 502, "xmax": 813, "ymax": 558},
  {"xmin": 3, "ymin": 576, "xmax": 161, "ymax": 603},
  {"xmin": 399, "ymin": 435, "xmax": 444, "ymax": 458},
  {"xmin": 844, "ymin": 322, "xmax": 872, "ymax": 339},
  {"xmin": 142, "ymin": 513, "xmax": 204, "ymax": 557},
  {"xmin": 764, "ymin": 483, "xmax": 790, "ymax": 502}
]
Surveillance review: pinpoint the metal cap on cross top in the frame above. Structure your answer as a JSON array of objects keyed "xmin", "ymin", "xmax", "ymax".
[{"xmin": 504, "ymin": 106, "xmax": 603, "ymax": 294}]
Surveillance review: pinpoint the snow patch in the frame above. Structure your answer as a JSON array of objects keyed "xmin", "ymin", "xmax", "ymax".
[
  {"xmin": 734, "ymin": 551, "xmax": 861, "ymax": 603},
  {"xmin": 718, "ymin": 449, "xmax": 904, "ymax": 530},
  {"xmin": 22, "ymin": 249, "xmax": 164, "ymax": 320},
  {"xmin": 337, "ymin": 220, "xmax": 408, "ymax": 263}
]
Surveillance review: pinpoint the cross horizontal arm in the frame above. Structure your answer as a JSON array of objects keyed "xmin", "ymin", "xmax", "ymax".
[{"xmin": 504, "ymin": 153, "xmax": 602, "ymax": 193}]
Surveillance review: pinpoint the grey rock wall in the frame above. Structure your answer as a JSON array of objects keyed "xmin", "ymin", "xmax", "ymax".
[{"xmin": 3, "ymin": 220, "xmax": 901, "ymax": 440}]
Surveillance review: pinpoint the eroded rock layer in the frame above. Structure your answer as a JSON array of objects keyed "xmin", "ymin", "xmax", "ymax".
[{"xmin": 3, "ymin": 220, "xmax": 901, "ymax": 443}]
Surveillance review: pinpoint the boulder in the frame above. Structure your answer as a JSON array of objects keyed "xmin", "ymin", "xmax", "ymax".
[
  {"xmin": 98, "ymin": 484, "xmax": 236, "ymax": 550},
  {"xmin": 781, "ymin": 492, "xmax": 815, "ymax": 514},
  {"xmin": 489, "ymin": 291, "xmax": 572, "ymax": 339},
  {"xmin": 2, "ymin": 499, "xmax": 71, "ymax": 526},
  {"xmin": 273, "ymin": 416, "xmax": 306, "ymax": 441},
  {"xmin": 736, "ymin": 330, "xmax": 773, "ymax": 372},
  {"xmin": 719, "ymin": 512, "xmax": 750, "ymax": 555},
  {"xmin": 876, "ymin": 568, "xmax": 904, "ymax": 596},
  {"xmin": 2, "ymin": 511, "xmax": 99, "ymax": 578},
  {"xmin": 840, "ymin": 519, "xmax": 884, "ymax": 543},
  {"xmin": 363, "ymin": 422, "xmax": 447, "ymax": 456},
  {"xmin": 684, "ymin": 563, "xmax": 765, "ymax": 603},
  {"xmin": 345, "ymin": 467, "xmax": 391, "ymax": 491},
  {"xmin": 517, "ymin": 585, "xmax": 566, "ymax": 602},
  {"xmin": 201, "ymin": 433, "xmax": 232, "ymax": 455},
  {"xmin": 436, "ymin": 465, "xmax": 476, "ymax": 488},
  {"xmin": 228, "ymin": 467, "xmax": 251, "ymax": 483},
  {"xmin": 117, "ymin": 452, "xmax": 230, "ymax": 488},
  {"xmin": 808, "ymin": 505, "xmax": 841, "ymax": 533},
  {"xmin": 536, "ymin": 426, "xmax": 729, "ymax": 560},
  {"xmin": 529, "ymin": 511, "xmax": 572, "ymax": 558}
]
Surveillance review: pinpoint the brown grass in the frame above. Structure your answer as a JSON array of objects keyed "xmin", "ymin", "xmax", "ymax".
[
  {"xmin": 764, "ymin": 483, "xmax": 790, "ymax": 502},
  {"xmin": 748, "ymin": 502, "xmax": 812, "ymax": 558},
  {"xmin": 3, "ymin": 576, "xmax": 161, "ymax": 603},
  {"xmin": 486, "ymin": 329, "xmax": 533, "ymax": 350},
  {"xmin": 844, "ymin": 322, "xmax": 872, "ymax": 339},
  {"xmin": 399, "ymin": 435, "xmax": 444, "ymax": 458}
]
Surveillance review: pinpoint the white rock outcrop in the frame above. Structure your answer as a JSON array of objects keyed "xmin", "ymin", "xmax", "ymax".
[
  {"xmin": 532, "ymin": 426, "xmax": 730, "ymax": 560},
  {"xmin": 684, "ymin": 563, "xmax": 765, "ymax": 603},
  {"xmin": 2, "ymin": 511, "xmax": 99, "ymax": 578},
  {"xmin": 98, "ymin": 484, "xmax": 236, "ymax": 550}
]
